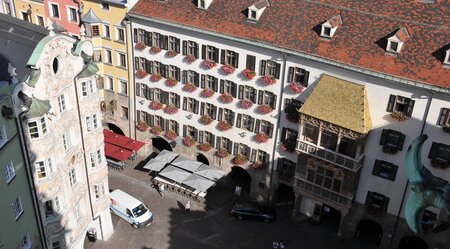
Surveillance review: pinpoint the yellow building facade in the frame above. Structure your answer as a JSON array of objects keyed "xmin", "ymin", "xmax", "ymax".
[{"xmin": 13, "ymin": 0, "xmax": 46, "ymax": 26}]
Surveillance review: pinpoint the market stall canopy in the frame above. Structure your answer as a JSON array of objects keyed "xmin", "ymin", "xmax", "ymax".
[
  {"xmin": 103, "ymin": 129, "xmax": 145, "ymax": 151},
  {"xmin": 154, "ymin": 150, "xmax": 179, "ymax": 164},
  {"xmin": 159, "ymin": 165, "xmax": 191, "ymax": 184},
  {"xmin": 171, "ymin": 156, "xmax": 203, "ymax": 172},
  {"xmin": 143, "ymin": 159, "xmax": 167, "ymax": 172},
  {"xmin": 182, "ymin": 174, "xmax": 216, "ymax": 193},
  {"xmin": 194, "ymin": 164, "xmax": 225, "ymax": 181},
  {"xmin": 104, "ymin": 143, "xmax": 133, "ymax": 161}
]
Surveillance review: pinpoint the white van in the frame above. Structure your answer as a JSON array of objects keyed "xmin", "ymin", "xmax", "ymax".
[{"xmin": 109, "ymin": 189, "xmax": 153, "ymax": 228}]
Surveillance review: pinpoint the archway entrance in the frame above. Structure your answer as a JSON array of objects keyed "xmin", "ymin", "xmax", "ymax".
[
  {"xmin": 355, "ymin": 220, "xmax": 383, "ymax": 247},
  {"xmin": 151, "ymin": 137, "xmax": 172, "ymax": 152},
  {"xmin": 398, "ymin": 236, "xmax": 428, "ymax": 249},
  {"xmin": 230, "ymin": 166, "xmax": 251, "ymax": 197},
  {"xmin": 276, "ymin": 183, "xmax": 295, "ymax": 203},
  {"xmin": 107, "ymin": 123, "xmax": 125, "ymax": 135},
  {"xmin": 196, "ymin": 153, "xmax": 209, "ymax": 165}
]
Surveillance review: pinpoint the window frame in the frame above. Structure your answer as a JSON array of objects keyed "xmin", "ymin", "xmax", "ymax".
[
  {"xmin": 372, "ymin": 159, "xmax": 398, "ymax": 181},
  {"xmin": 68, "ymin": 168, "xmax": 77, "ymax": 189},
  {"xmin": 12, "ymin": 196, "xmax": 24, "ymax": 220},
  {"xmin": 67, "ymin": 6, "xmax": 78, "ymax": 23},
  {"xmin": 0, "ymin": 125, "xmax": 7, "ymax": 147},
  {"xmin": 4, "ymin": 161, "xmax": 16, "ymax": 183},
  {"xmin": 27, "ymin": 117, "xmax": 48, "ymax": 140},
  {"xmin": 49, "ymin": 2, "xmax": 60, "ymax": 18}
]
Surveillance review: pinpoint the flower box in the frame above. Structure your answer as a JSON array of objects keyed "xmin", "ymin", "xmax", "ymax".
[
  {"xmin": 201, "ymin": 88, "xmax": 215, "ymax": 98},
  {"xmin": 202, "ymin": 60, "xmax": 217, "ymax": 69},
  {"xmin": 150, "ymin": 46, "xmax": 161, "ymax": 54},
  {"xmin": 135, "ymin": 42, "xmax": 146, "ymax": 50},
  {"xmin": 183, "ymin": 83, "xmax": 197, "ymax": 92},
  {"xmin": 165, "ymin": 77, "xmax": 178, "ymax": 87},
  {"xmin": 136, "ymin": 121, "xmax": 148, "ymax": 131},
  {"xmin": 219, "ymin": 93, "xmax": 233, "ymax": 104},
  {"xmin": 200, "ymin": 115, "xmax": 213, "ymax": 125},
  {"xmin": 164, "ymin": 105, "xmax": 179, "ymax": 114},
  {"xmin": 150, "ymin": 73, "xmax": 162, "ymax": 82},
  {"xmin": 217, "ymin": 121, "xmax": 232, "ymax": 131},
  {"xmin": 289, "ymin": 83, "xmax": 304, "ymax": 94},
  {"xmin": 251, "ymin": 161, "xmax": 265, "ymax": 170},
  {"xmin": 258, "ymin": 104, "xmax": 273, "ymax": 114},
  {"xmin": 182, "ymin": 136, "xmax": 196, "ymax": 147},
  {"xmin": 135, "ymin": 69, "xmax": 148, "ymax": 79},
  {"xmin": 150, "ymin": 126, "xmax": 163, "ymax": 135},
  {"xmin": 390, "ymin": 112, "xmax": 408, "ymax": 121},
  {"xmin": 216, "ymin": 148, "xmax": 229, "ymax": 158},
  {"xmin": 239, "ymin": 99, "xmax": 253, "ymax": 109},
  {"xmin": 233, "ymin": 154, "xmax": 247, "ymax": 165},
  {"xmin": 261, "ymin": 75, "xmax": 277, "ymax": 85},
  {"xmin": 165, "ymin": 130, "xmax": 177, "ymax": 141},
  {"xmin": 149, "ymin": 101, "xmax": 163, "ymax": 110},
  {"xmin": 255, "ymin": 133, "xmax": 269, "ymax": 143},
  {"xmin": 221, "ymin": 64, "xmax": 235, "ymax": 74},
  {"xmin": 185, "ymin": 55, "xmax": 197, "ymax": 64},
  {"xmin": 166, "ymin": 50, "xmax": 177, "ymax": 58},
  {"xmin": 242, "ymin": 69, "xmax": 256, "ymax": 80},
  {"xmin": 198, "ymin": 142, "xmax": 212, "ymax": 152}
]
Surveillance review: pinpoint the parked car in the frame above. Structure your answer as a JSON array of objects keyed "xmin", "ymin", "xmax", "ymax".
[
  {"xmin": 110, "ymin": 189, "xmax": 153, "ymax": 228},
  {"xmin": 231, "ymin": 202, "xmax": 276, "ymax": 222}
]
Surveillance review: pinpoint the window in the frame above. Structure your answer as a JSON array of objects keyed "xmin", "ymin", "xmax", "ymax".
[
  {"xmin": 106, "ymin": 76, "xmax": 114, "ymax": 91},
  {"xmin": 184, "ymin": 125, "xmax": 198, "ymax": 140},
  {"xmin": 183, "ymin": 41, "xmax": 199, "ymax": 57},
  {"xmin": 122, "ymin": 106, "xmax": 128, "ymax": 119},
  {"xmin": 12, "ymin": 196, "xmax": 24, "ymax": 219},
  {"xmin": 281, "ymin": 128, "xmax": 297, "ymax": 149},
  {"xmin": 37, "ymin": 16, "xmax": 45, "ymax": 26},
  {"xmin": 220, "ymin": 80, "xmax": 237, "ymax": 97},
  {"xmin": 69, "ymin": 168, "xmax": 76, "ymax": 188},
  {"xmin": 50, "ymin": 3, "xmax": 60, "ymax": 18},
  {"xmin": 0, "ymin": 125, "xmax": 7, "ymax": 147},
  {"xmin": 220, "ymin": 137, "xmax": 233, "ymax": 153},
  {"xmin": 21, "ymin": 232, "xmax": 31, "ymax": 249},
  {"xmin": 152, "ymin": 33, "xmax": 161, "ymax": 48},
  {"xmin": 52, "ymin": 240, "xmax": 61, "ymax": 249},
  {"xmin": 68, "ymin": 7, "xmax": 77, "ymax": 22},
  {"xmin": 95, "ymin": 183, "xmax": 105, "ymax": 199},
  {"xmin": 198, "ymin": 0, "xmax": 206, "ymax": 9},
  {"xmin": 238, "ymin": 85, "xmax": 257, "ymax": 103},
  {"xmin": 103, "ymin": 24, "xmax": 110, "ymax": 38},
  {"xmin": 372, "ymin": 160, "xmax": 398, "ymax": 180},
  {"xmin": 22, "ymin": 12, "xmax": 30, "ymax": 22},
  {"xmin": 4, "ymin": 1, "xmax": 12, "ymax": 15},
  {"xmin": 202, "ymin": 75, "xmax": 218, "ymax": 91},
  {"xmin": 365, "ymin": 191, "xmax": 389, "ymax": 213},
  {"xmin": 63, "ymin": 132, "xmax": 72, "ymax": 151},
  {"xmin": 74, "ymin": 202, "xmax": 82, "ymax": 221},
  {"xmin": 93, "ymin": 50, "xmax": 102, "ymax": 62},
  {"xmin": 118, "ymin": 53, "xmax": 126, "ymax": 68},
  {"xmin": 249, "ymin": 10, "xmax": 257, "ymax": 20},
  {"xmin": 235, "ymin": 143, "xmax": 251, "ymax": 160},
  {"xmin": 35, "ymin": 161, "xmax": 46, "ymax": 179},
  {"xmin": 306, "ymin": 166, "xmax": 342, "ymax": 193},
  {"xmin": 203, "ymin": 131, "xmax": 215, "ymax": 145},
  {"xmin": 90, "ymin": 25, "xmax": 100, "ymax": 36},
  {"xmin": 4, "ymin": 161, "xmax": 15, "ymax": 183},
  {"xmin": 183, "ymin": 97, "xmax": 199, "ymax": 113},
  {"xmin": 437, "ymin": 108, "xmax": 450, "ymax": 126},
  {"xmin": 27, "ymin": 117, "xmax": 48, "ymax": 139},
  {"xmin": 259, "ymin": 60, "xmax": 281, "ymax": 79},
  {"xmin": 120, "ymin": 81, "xmax": 128, "ymax": 95},
  {"xmin": 204, "ymin": 103, "xmax": 217, "ymax": 119},
  {"xmin": 260, "ymin": 91, "xmax": 277, "ymax": 108},
  {"xmin": 169, "ymin": 120, "xmax": 178, "ymax": 133},
  {"xmin": 236, "ymin": 114, "xmax": 255, "ymax": 131},
  {"xmin": 389, "ymin": 42, "xmax": 399, "ymax": 52},
  {"xmin": 44, "ymin": 196, "xmax": 61, "ymax": 217},
  {"xmin": 168, "ymin": 36, "xmax": 180, "ymax": 53},
  {"xmin": 57, "ymin": 94, "xmax": 66, "ymax": 113},
  {"xmin": 287, "ymin": 67, "xmax": 309, "ymax": 87},
  {"xmin": 246, "ymin": 55, "xmax": 256, "ymax": 71},
  {"xmin": 103, "ymin": 49, "xmax": 112, "ymax": 64},
  {"xmin": 116, "ymin": 27, "xmax": 125, "ymax": 42},
  {"xmin": 428, "ymin": 142, "xmax": 450, "ymax": 166},
  {"xmin": 81, "ymin": 79, "xmax": 96, "ymax": 96},
  {"xmin": 168, "ymin": 65, "xmax": 180, "ymax": 80},
  {"xmin": 169, "ymin": 93, "xmax": 179, "ymax": 107},
  {"xmin": 386, "ymin": 94, "xmax": 415, "ymax": 117},
  {"xmin": 380, "ymin": 129, "xmax": 405, "ymax": 153},
  {"xmin": 221, "ymin": 49, "xmax": 239, "ymax": 68},
  {"xmin": 323, "ymin": 26, "xmax": 331, "ymax": 37},
  {"xmin": 258, "ymin": 120, "xmax": 274, "ymax": 137},
  {"xmin": 220, "ymin": 108, "xmax": 235, "ymax": 125},
  {"xmin": 277, "ymin": 158, "xmax": 295, "ymax": 180},
  {"xmin": 101, "ymin": 2, "xmax": 109, "ymax": 9},
  {"xmin": 202, "ymin": 45, "xmax": 219, "ymax": 62},
  {"xmin": 183, "ymin": 70, "xmax": 199, "ymax": 86}
]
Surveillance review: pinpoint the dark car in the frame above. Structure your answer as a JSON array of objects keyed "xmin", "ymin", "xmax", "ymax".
[{"xmin": 231, "ymin": 202, "xmax": 276, "ymax": 222}]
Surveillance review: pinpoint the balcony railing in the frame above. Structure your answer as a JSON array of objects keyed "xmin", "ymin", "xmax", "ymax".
[
  {"xmin": 294, "ymin": 178, "xmax": 353, "ymax": 208},
  {"xmin": 297, "ymin": 141, "xmax": 364, "ymax": 171}
]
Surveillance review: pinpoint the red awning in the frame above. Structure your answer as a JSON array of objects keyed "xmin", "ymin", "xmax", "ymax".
[
  {"xmin": 104, "ymin": 143, "xmax": 133, "ymax": 161},
  {"xmin": 103, "ymin": 129, "xmax": 145, "ymax": 151}
]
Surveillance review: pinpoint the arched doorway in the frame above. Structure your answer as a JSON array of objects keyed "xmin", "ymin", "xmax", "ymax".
[
  {"xmin": 355, "ymin": 220, "xmax": 383, "ymax": 247},
  {"xmin": 398, "ymin": 236, "xmax": 428, "ymax": 249},
  {"xmin": 276, "ymin": 183, "xmax": 295, "ymax": 204},
  {"xmin": 196, "ymin": 153, "xmax": 209, "ymax": 165},
  {"xmin": 107, "ymin": 123, "xmax": 125, "ymax": 135},
  {"xmin": 151, "ymin": 137, "xmax": 172, "ymax": 152},
  {"xmin": 230, "ymin": 166, "xmax": 251, "ymax": 196}
]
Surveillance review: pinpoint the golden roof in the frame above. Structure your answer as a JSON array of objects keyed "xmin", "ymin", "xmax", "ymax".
[{"xmin": 299, "ymin": 74, "xmax": 372, "ymax": 134}]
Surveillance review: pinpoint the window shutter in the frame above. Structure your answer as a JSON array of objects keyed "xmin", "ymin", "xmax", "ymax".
[
  {"xmin": 381, "ymin": 196, "xmax": 390, "ymax": 212},
  {"xmin": 227, "ymin": 140, "xmax": 232, "ymax": 153},
  {"xmin": 220, "ymin": 80, "xmax": 224, "ymax": 93},
  {"xmin": 215, "ymin": 137, "xmax": 221, "ymax": 149},
  {"xmin": 163, "ymin": 65, "xmax": 169, "ymax": 78},
  {"xmin": 149, "ymin": 115, "xmax": 154, "ymax": 127},
  {"xmin": 214, "ymin": 47, "xmax": 219, "ymax": 63},
  {"xmin": 221, "ymin": 49, "xmax": 225, "ymax": 64},
  {"xmin": 200, "ymin": 102, "xmax": 205, "ymax": 115},
  {"xmin": 284, "ymin": 99, "xmax": 292, "ymax": 113},
  {"xmin": 365, "ymin": 191, "xmax": 374, "ymax": 207},
  {"xmin": 235, "ymin": 53, "xmax": 239, "ymax": 68},
  {"xmin": 183, "ymin": 125, "xmax": 187, "ymax": 137},
  {"xmin": 218, "ymin": 108, "xmax": 223, "ymax": 121},
  {"xmin": 212, "ymin": 106, "xmax": 217, "ymax": 120},
  {"xmin": 136, "ymin": 83, "xmax": 141, "ymax": 97},
  {"xmin": 164, "ymin": 120, "xmax": 169, "ymax": 132},
  {"xmin": 275, "ymin": 63, "xmax": 281, "ymax": 79},
  {"xmin": 238, "ymin": 85, "xmax": 244, "ymax": 99},
  {"xmin": 194, "ymin": 72, "xmax": 199, "ymax": 86},
  {"xmin": 251, "ymin": 88, "xmax": 257, "ymax": 103},
  {"xmin": 164, "ymin": 36, "xmax": 169, "ymax": 50},
  {"xmin": 233, "ymin": 143, "xmax": 238, "ymax": 155},
  {"xmin": 269, "ymin": 123, "xmax": 274, "ymax": 138},
  {"xmin": 236, "ymin": 114, "xmax": 242, "ymax": 128},
  {"xmin": 288, "ymin": 67, "xmax": 294, "ymax": 82},
  {"xmin": 133, "ymin": 28, "xmax": 138, "ymax": 43},
  {"xmin": 194, "ymin": 100, "xmax": 199, "ymax": 114},
  {"xmin": 182, "ymin": 70, "xmax": 187, "ymax": 83},
  {"xmin": 201, "ymin": 45, "xmax": 206, "ymax": 60},
  {"xmin": 201, "ymin": 75, "xmax": 205, "ymax": 88},
  {"xmin": 198, "ymin": 131, "xmax": 203, "ymax": 143},
  {"xmin": 438, "ymin": 108, "xmax": 449, "ymax": 125},
  {"xmin": 380, "ymin": 129, "xmax": 388, "ymax": 145},
  {"xmin": 258, "ymin": 90, "xmax": 264, "ymax": 105},
  {"xmin": 182, "ymin": 41, "xmax": 187, "ymax": 55},
  {"xmin": 250, "ymin": 117, "xmax": 255, "ymax": 131},
  {"xmin": 176, "ymin": 67, "xmax": 181, "ymax": 81},
  {"xmin": 251, "ymin": 149, "xmax": 257, "ymax": 162},
  {"xmin": 372, "ymin": 160, "xmax": 382, "ymax": 176},
  {"xmin": 182, "ymin": 97, "xmax": 187, "ymax": 111},
  {"xmin": 398, "ymin": 133, "xmax": 405, "ymax": 151},
  {"xmin": 175, "ymin": 38, "xmax": 180, "ymax": 53},
  {"xmin": 259, "ymin": 60, "xmax": 266, "ymax": 75},
  {"xmin": 386, "ymin": 95, "xmax": 396, "ymax": 112},
  {"xmin": 230, "ymin": 111, "xmax": 235, "ymax": 126},
  {"xmin": 211, "ymin": 134, "xmax": 215, "ymax": 147},
  {"xmin": 246, "ymin": 55, "xmax": 256, "ymax": 71},
  {"xmin": 176, "ymin": 95, "xmax": 180, "ymax": 108},
  {"xmin": 271, "ymin": 94, "xmax": 277, "ymax": 109},
  {"xmin": 136, "ymin": 110, "xmax": 141, "ymax": 122},
  {"xmin": 232, "ymin": 83, "xmax": 237, "ymax": 97},
  {"xmin": 254, "ymin": 119, "xmax": 260, "ymax": 133},
  {"xmin": 303, "ymin": 70, "xmax": 310, "ymax": 87},
  {"xmin": 428, "ymin": 142, "xmax": 440, "ymax": 159},
  {"xmin": 214, "ymin": 77, "xmax": 218, "ymax": 92},
  {"xmin": 406, "ymin": 99, "xmax": 415, "ymax": 117}
]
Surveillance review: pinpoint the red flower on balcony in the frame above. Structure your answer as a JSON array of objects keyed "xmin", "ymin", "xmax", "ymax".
[
  {"xmin": 219, "ymin": 93, "xmax": 233, "ymax": 104},
  {"xmin": 255, "ymin": 133, "xmax": 269, "ymax": 143},
  {"xmin": 166, "ymin": 50, "xmax": 177, "ymax": 58},
  {"xmin": 150, "ymin": 126, "xmax": 163, "ymax": 135},
  {"xmin": 182, "ymin": 136, "xmax": 196, "ymax": 147},
  {"xmin": 150, "ymin": 46, "xmax": 161, "ymax": 54},
  {"xmin": 258, "ymin": 104, "xmax": 273, "ymax": 114},
  {"xmin": 135, "ymin": 42, "xmax": 146, "ymax": 50},
  {"xmin": 201, "ymin": 88, "xmax": 215, "ymax": 98},
  {"xmin": 289, "ymin": 83, "xmax": 304, "ymax": 94},
  {"xmin": 163, "ymin": 105, "xmax": 178, "ymax": 114},
  {"xmin": 199, "ymin": 115, "xmax": 213, "ymax": 125},
  {"xmin": 183, "ymin": 83, "xmax": 197, "ymax": 92},
  {"xmin": 242, "ymin": 69, "xmax": 256, "ymax": 80},
  {"xmin": 185, "ymin": 55, "xmax": 197, "ymax": 64},
  {"xmin": 233, "ymin": 154, "xmax": 247, "ymax": 165},
  {"xmin": 239, "ymin": 99, "xmax": 253, "ymax": 109},
  {"xmin": 165, "ymin": 77, "xmax": 178, "ymax": 87},
  {"xmin": 150, "ymin": 73, "xmax": 162, "ymax": 82},
  {"xmin": 217, "ymin": 121, "xmax": 232, "ymax": 131},
  {"xmin": 136, "ymin": 121, "xmax": 148, "ymax": 132},
  {"xmin": 149, "ymin": 101, "xmax": 163, "ymax": 110},
  {"xmin": 135, "ymin": 69, "xmax": 148, "ymax": 79},
  {"xmin": 216, "ymin": 148, "xmax": 229, "ymax": 158},
  {"xmin": 198, "ymin": 142, "xmax": 212, "ymax": 152},
  {"xmin": 221, "ymin": 64, "xmax": 235, "ymax": 74},
  {"xmin": 164, "ymin": 130, "xmax": 177, "ymax": 141},
  {"xmin": 261, "ymin": 75, "xmax": 277, "ymax": 85},
  {"xmin": 202, "ymin": 60, "xmax": 217, "ymax": 69}
]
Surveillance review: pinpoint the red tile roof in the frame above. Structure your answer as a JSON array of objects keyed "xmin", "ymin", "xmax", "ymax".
[{"xmin": 129, "ymin": 0, "xmax": 450, "ymax": 88}]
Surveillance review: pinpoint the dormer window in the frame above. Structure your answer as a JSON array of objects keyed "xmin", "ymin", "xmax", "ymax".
[
  {"xmin": 444, "ymin": 48, "xmax": 450, "ymax": 66},
  {"xmin": 386, "ymin": 26, "xmax": 410, "ymax": 54},
  {"xmin": 246, "ymin": 0, "xmax": 269, "ymax": 22},
  {"xmin": 197, "ymin": 0, "xmax": 212, "ymax": 10},
  {"xmin": 320, "ymin": 14, "xmax": 342, "ymax": 39}
]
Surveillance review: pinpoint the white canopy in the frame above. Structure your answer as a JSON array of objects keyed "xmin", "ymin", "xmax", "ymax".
[
  {"xmin": 171, "ymin": 156, "xmax": 203, "ymax": 172},
  {"xmin": 194, "ymin": 164, "xmax": 225, "ymax": 181},
  {"xmin": 154, "ymin": 150, "xmax": 179, "ymax": 164},
  {"xmin": 159, "ymin": 165, "xmax": 191, "ymax": 184},
  {"xmin": 143, "ymin": 159, "xmax": 167, "ymax": 172},
  {"xmin": 182, "ymin": 174, "xmax": 216, "ymax": 192}
]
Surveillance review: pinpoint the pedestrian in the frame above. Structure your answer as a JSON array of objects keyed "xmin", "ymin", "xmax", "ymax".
[
  {"xmin": 159, "ymin": 183, "xmax": 164, "ymax": 197},
  {"xmin": 185, "ymin": 201, "xmax": 191, "ymax": 212}
]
